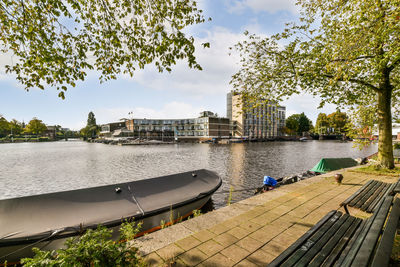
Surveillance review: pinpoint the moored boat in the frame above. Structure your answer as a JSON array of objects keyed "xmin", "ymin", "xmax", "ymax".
[{"xmin": 0, "ymin": 169, "xmax": 221, "ymax": 263}]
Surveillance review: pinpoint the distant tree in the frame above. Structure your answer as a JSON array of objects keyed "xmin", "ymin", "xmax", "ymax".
[
  {"xmin": 0, "ymin": 115, "xmax": 10, "ymax": 137},
  {"xmin": 81, "ymin": 112, "xmax": 99, "ymax": 139},
  {"xmin": 328, "ymin": 111, "xmax": 349, "ymax": 134},
  {"xmin": 26, "ymin": 118, "xmax": 47, "ymax": 135},
  {"xmin": 345, "ymin": 106, "xmax": 378, "ymax": 147},
  {"xmin": 315, "ymin": 113, "xmax": 330, "ymax": 135},
  {"xmin": 286, "ymin": 113, "xmax": 312, "ymax": 135},
  {"xmin": 87, "ymin": 112, "xmax": 97, "ymax": 128},
  {"xmin": 298, "ymin": 112, "xmax": 312, "ymax": 134},
  {"xmin": 285, "ymin": 114, "xmax": 300, "ymax": 135},
  {"xmin": 9, "ymin": 119, "xmax": 23, "ymax": 135}
]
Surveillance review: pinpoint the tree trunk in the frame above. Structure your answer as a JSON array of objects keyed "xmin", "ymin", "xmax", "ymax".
[{"xmin": 377, "ymin": 87, "xmax": 394, "ymax": 169}]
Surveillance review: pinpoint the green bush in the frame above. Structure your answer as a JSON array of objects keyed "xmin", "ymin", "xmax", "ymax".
[
  {"xmin": 38, "ymin": 137, "xmax": 50, "ymax": 142},
  {"xmin": 21, "ymin": 221, "xmax": 147, "ymax": 267},
  {"xmin": 394, "ymin": 143, "xmax": 400, "ymax": 150}
]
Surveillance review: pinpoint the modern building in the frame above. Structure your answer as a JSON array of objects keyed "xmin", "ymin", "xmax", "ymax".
[
  {"xmin": 100, "ymin": 121, "xmax": 127, "ymax": 138},
  {"xmin": 227, "ymin": 92, "xmax": 286, "ymax": 139},
  {"xmin": 123, "ymin": 111, "xmax": 230, "ymax": 141}
]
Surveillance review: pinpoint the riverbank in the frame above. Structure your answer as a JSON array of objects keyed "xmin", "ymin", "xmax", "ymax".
[{"xmin": 135, "ymin": 165, "xmax": 399, "ymax": 266}]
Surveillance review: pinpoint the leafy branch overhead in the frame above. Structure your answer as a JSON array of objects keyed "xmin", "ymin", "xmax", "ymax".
[
  {"xmin": 231, "ymin": 0, "xmax": 400, "ymax": 108},
  {"xmin": 0, "ymin": 0, "xmax": 210, "ymax": 98},
  {"xmin": 231, "ymin": 0, "xmax": 400, "ymax": 169}
]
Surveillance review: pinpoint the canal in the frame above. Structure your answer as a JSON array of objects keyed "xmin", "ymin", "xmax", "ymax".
[{"xmin": 0, "ymin": 140, "xmax": 377, "ymax": 208}]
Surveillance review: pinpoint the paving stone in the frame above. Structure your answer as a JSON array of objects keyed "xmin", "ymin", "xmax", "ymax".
[
  {"xmin": 269, "ymin": 204, "xmax": 294, "ymax": 216},
  {"xmin": 235, "ymin": 236, "xmax": 264, "ymax": 253},
  {"xmin": 144, "ymin": 252, "xmax": 164, "ymax": 266},
  {"xmin": 220, "ymin": 244, "xmax": 251, "ymax": 263},
  {"xmin": 284, "ymin": 198, "xmax": 308, "ymax": 207},
  {"xmin": 238, "ymin": 220, "xmax": 262, "ymax": 232},
  {"xmin": 208, "ymin": 223, "xmax": 229, "ymax": 235},
  {"xmin": 178, "ymin": 248, "xmax": 208, "ymax": 266},
  {"xmin": 270, "ymin": 232, "xmax": 299, "ymax": 245},
  {"xmin": 246, "ymin": 248, "xmax": 278, "ymax": 266},
  {"xmin": 272, "ymin": 195, "xmax": 295, "ymax": 203},
  {"xmin": 156, "ymin": 243, "xmax": 185, "ymax": 261},
  {"xmin": 175, "ymin": 236, "xmax": 201, "ymax": 251},
  {"xmin": 169, "ymin": 258, "xmax": 188, "ymax": 267},
  {"xmin": 227, "ymin": 226, "xmax": 250, "ymax": 239},
  {"xmin": 197, "ymin": 239, "xmax": 224, "ymax": 256},
  {"xmin": 199, "ymin": 253, "xmax": 236, "ymax": 267},
  {"xmin": 213, "ymin": 232, "xmax": 239, "ymax": 248},
  {"xmin": 191, "ymin": 229, "xmax": 216, "ymax": 243},
  {"xmin": 248, "ymin": 228, "xmax": 277, "ymax": 243},
  {"xmin": 260, "ymin": 240, "xmax": 288, "ymax": 257},
  {"xmin": 250, "ymin": 212, "xmax": 281, "ymax": 225},
  {"xmin": 287, "ymin": 206, "xmax": 314, "ymax": 218},
  {"xmin": 284, "ymin": 224, "xmax": 310, "ymax": 239},
  {"xmin": 234, "ymin": 259, "xmax": 259, "ymax": 267},
  {"xmin": 269, "ymin": 217, "xmax": 295, "ymax": 230}
]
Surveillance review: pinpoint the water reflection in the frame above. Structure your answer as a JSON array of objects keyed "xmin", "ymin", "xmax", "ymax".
[{"xmin": 0, "ymin": 140, "xmax": 377, "ymax": 208}]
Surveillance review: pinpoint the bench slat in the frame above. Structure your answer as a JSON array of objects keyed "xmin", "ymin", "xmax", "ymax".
[
  {"xmin": 353, "ymin": 181, "xmax": 383, "ymax": 208},
  {"xmin": 308, "ymin": 215, "xmax": 356, "ymax": 267},
  {"xmin": 320, "ymin": 217, "xmax": 362, "ymax": 267},
  {"xmin": 267, "ymin": 211, "xmax": 339, "ymax": 267},
  {"xmin": 346, "ymin": 180, "xmax": 377, "ymax": 207},
  {"xmin": 391, "ymin": 178, "xmax": 400, "ymax": 195},
  {"xmin": 361, "ymin": 183, "xmax": 388, "ymax": 211},
  {"xmin": 335, "ymin": 196, "xmax": 387, "ymax": 267},
  {"xmin": 345, "ymin": 196, "xmax": 393, "ymax": 267},
  {"xmin": 278, "ymin": 211, "xmax": 343, "ymax": 267},
  {"xmin": 365, "ymin": 183, "xmax": 393, "ymax": 213},
  {"xmin": 341, "ymin": 180, "xmax": 374, "ymax": 206},
  {"xmin": 333, "ymin": 219, "xmax": 367, "ymax": 267},
  {"xmin": 370, "ymin": 197, "xmax": 400, "ymax": 267},
  {"xmin": 295, "ymin": 214, "xmax": 350, "ymax": 266}
]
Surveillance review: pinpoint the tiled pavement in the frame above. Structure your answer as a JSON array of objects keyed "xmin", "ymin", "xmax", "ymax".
[{"xmin": 134, "ymin": 168, "xmax": 398, "ymax": 266}]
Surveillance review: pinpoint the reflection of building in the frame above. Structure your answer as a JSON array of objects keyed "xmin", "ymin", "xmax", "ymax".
[
  {"xmin": 123, "ymin": 111, "xmax": 230, "ymax": 141},
  {"xmin": 227, "ymin": 92, "xmax": 286, "ymax": 139}
]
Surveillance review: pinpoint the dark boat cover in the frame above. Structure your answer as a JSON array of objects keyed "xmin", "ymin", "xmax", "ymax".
[
  {"xmin": 0, "ymin": 169, "xmax": 221, "ymax": 245},
  {"xmin": 310, "ymin": 158, "xmax": 358, "ymax": 173}
]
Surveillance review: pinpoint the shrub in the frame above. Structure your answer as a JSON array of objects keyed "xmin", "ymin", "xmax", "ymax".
[
  {"xmin": 21, "ymin": 221, "xmax": 147, "ymax": 267},
  {"xmin": 394, "ymin": 143, "xmax": 400, "ymax": 150}
]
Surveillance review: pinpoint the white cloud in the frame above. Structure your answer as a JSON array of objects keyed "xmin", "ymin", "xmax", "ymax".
[
  {"xmin": 94, "ymin": 101, "xmax": 206, "ymax": 125},
  {"xmin": 128, "ymin": 26, "xmax": 246, "ymax": 98},
  {"xmin": 227, "ymin": 0, "xmax": 299, "ymax": 14}
]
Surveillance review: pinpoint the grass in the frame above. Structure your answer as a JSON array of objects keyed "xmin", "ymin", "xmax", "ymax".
[{"xmin": 349, "ymin": 165, "xmax": 400, "ymax": 177}]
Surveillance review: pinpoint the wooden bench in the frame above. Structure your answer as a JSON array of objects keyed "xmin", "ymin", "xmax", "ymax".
[
  {"xmin": 268, "ymin": 196, "xmax": 400, "ymax": 267},
  {"xmin": 340, "ymin": 179, "xmax": 400, "ymax": 214}
]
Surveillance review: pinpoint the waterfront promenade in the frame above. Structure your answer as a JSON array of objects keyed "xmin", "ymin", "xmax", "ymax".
[{"xmin": 135, "ymin": 167, "xmax": 399, "ymax": 266}]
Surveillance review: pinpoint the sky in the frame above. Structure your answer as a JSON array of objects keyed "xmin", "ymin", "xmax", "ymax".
[{"xmin": 0, "ymin": 0, "xmax": 337, "ymax": 130}]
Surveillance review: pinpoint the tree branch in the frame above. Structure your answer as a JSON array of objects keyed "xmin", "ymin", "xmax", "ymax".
[
  {"xmin": 331, "ymin": 55, "xmax": 374, "ymax": 63},
  {"xmin": 321, "ymin": 73, "xmax": 380, "ymax": 92},
  {"xmin": 388, "ymin": 55, "xmax": 400, "ymax": 71}
]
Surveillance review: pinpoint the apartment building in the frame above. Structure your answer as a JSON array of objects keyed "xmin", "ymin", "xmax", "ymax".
[
  {"xmin": 124, "ymin": 111, "xmax": 229, "ymax": 141},
  {"xmin": 227, "ymin": 92, "xmax": 286, "ymax": 139}
]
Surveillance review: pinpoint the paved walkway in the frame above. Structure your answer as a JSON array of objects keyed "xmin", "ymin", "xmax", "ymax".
[{"xmin": 135, "ymin": 167, "xmax": 398, "ymax": 266}]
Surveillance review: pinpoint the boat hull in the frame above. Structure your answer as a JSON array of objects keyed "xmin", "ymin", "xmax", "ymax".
[{"xmin": 0, "ymin": 169, "xmax": 221, "ymax": 263}]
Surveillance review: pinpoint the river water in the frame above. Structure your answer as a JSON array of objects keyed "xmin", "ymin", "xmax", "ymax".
[{"xmin": 0, "ymin": 140, "xmax": 377, "ymax": 208}]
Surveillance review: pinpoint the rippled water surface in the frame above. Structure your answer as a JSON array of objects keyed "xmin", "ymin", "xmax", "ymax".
[{"xmin": 0, "ymin": 140, "xmax": 377, "ymax": 208}]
